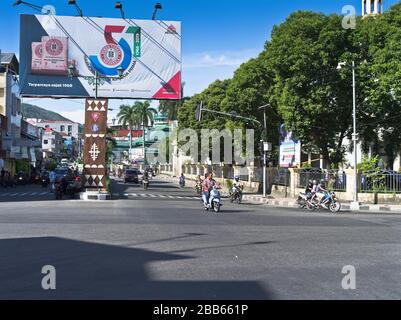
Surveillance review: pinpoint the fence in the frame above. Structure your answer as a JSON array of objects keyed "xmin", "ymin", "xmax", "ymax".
[
  {"xmin": 297, "ymin": 168, "xmax": 347, "ymax": 192},
  {"xmin": 359, "ymin": 170, "xmax": 401, "ymax": 194},
  {"xmin": 271, "ymin": 168, "xmax": 291, "ymax": 186}
]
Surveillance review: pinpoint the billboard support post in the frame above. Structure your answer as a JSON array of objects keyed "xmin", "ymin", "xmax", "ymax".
[{"xmin": 82, "ymin": 98, "xmax": 109, "ymax": 194}]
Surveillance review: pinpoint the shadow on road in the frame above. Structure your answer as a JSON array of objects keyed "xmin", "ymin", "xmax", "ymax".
[{"xmin": 0, "ymin": 237, "xmax": 273, "ymax": 300}]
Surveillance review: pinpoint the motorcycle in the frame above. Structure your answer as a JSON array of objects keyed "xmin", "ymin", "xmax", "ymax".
[
  {"xmin": 15, "ymin": 173, "xmax": 26, "ymax": 186},
  {"xmin": 143, "ymin": 177, "xmax": 149, "ymax": 190},
  {"xmin": 195, "ymin": 182, "xmax": 202, "ymax": 195},
  {"xmin": 297, "ymin": 192, "xmax": 312, "ymax": 209},
  {"xmin": 204, "ymin": 186, "xmax": 222, "ymax": 213},
  {"xmin": 306, "ymin": 191, "xmax": 341, "ymax": 213},
  {"xmin": 229, "ymin": 185, "xmax": 243, "ymax": 204},
  {"xmin": 41, "ymin": 176, "xmax": 49, "ymax": 188},
  {"xmin": 54, "ymin": 182, "xmax": 63, "ymax": 200}
]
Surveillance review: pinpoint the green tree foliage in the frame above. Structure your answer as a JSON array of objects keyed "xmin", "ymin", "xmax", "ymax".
[
  {"xmin": 177, "ymin": 3, "xmax": 401, "ymax": 168},
  {"xmin": 266, "ymin": 12, "xmax": 355, "ymax": 166}
]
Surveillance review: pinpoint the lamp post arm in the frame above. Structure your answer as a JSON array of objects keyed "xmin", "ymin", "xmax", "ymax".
[{"xmin": 201, "ymin": 108, "xmax": 262, "ymax": 126}]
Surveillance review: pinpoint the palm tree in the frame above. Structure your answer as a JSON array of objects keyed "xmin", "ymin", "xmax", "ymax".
[
  {"xmin": 131, "ymin": 101, "xmax": 157, "ymax": 164},
  {"xmin": 117, "ymin": 105, "xmax": 136, "ymax": 158}
]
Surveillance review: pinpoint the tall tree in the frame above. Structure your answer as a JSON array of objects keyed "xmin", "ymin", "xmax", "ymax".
[
  {"xmin": 266, "ymin": 11, "xmax": 355, "ymax": 166},
  {"xmin": 117, "ymin": 105, "xmax": 136, "ymax": 157},
  {"xmin": 131, "ymin": 101, "xmax": 157, "ymax": 164}
]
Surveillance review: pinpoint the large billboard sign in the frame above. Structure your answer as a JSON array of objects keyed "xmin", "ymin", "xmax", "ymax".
[
  {"xmin": 279, "ymin": 124, "xmax": 301, "ymax": 168},
  {"xmin": 19, "ymin": 14, "xmax": 181, "ymax": 99}
]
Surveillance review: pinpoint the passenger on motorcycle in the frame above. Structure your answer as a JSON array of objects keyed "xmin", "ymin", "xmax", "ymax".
[
  {"xmin": 316, "ymin": 180, "xmax": 329, "ymax": 207},
  {"xmin": 202, "ymin": 173, "xmax": 216, "ymax": 207},
  {"xmin": 305, "ymin": 181, "xmax": 313, "ymax": 200}
]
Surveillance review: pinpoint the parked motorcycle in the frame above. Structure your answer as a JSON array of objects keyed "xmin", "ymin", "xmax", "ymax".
[
  {"xmin": 204, "ymin": 186, "xmax": 222, "ymax": 213},
  {"xmin": 306, "ymin": 191, "xmax": 341, "ymax": 213}
]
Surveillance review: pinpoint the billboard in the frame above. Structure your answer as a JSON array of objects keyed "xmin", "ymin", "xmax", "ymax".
[
  {"xmin": 279, "ymin": 124, "xmax": 301, "ymax": 168},
  {"xmin": 19, "ymin": 14, "xmax": 181, "ymax": 99}
]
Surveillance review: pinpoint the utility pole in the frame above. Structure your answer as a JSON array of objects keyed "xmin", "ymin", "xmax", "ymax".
[
  {"xmin": 351, "ymin": 60, "xmax": 360, "ymax": 210},
  {"xmin": 337, "ymin": 60, "xmax": 360, "ymax": 210},
  {"xmin": 258, "ymin": 104, "xmax": 271, "ymax": 198}
]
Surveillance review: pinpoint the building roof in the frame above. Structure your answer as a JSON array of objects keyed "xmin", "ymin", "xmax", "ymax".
[
  {"xmin": 0, "ymin": 52, "xmax": 19, "ymax": 74},
  {"xmin": 37, "ymin": 120, "xmax": 78, "ymax": 124}
]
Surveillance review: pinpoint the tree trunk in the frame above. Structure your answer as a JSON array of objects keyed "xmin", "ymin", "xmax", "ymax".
[
  {"xmin": 129, "ymin": 125, "xmax": 132, "ymax": 161},
  {"xmin": 143, "ymin": 124, "xmax": 146, "ymax": 165}
]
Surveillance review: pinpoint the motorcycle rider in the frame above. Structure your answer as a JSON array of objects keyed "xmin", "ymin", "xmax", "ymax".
[
  {"xmin": 305, "ymin": 181, "xmax": 313, "ymax": 199},
  {"xmin": 317, "ymin": 180, "xmax": 329, "ymax": 207},
  {"xmin": 49, "ymin": 169, "xmax": 56, "ymax": 192},
  {"xmin": 179, "ymin": 173, "xmax": 186, "ymax": 187},
  {"xmin": 202, "ymin": 173, "xmax": 217, "ymax": 207},
  {"xmin": 195, "ymin": 175, "xmax": 203, "ymax": 194},
  {"xmin": 143, "ymin": 170, "xmax": 150, "ymax": 187},
  {"xmin": 231, "ymin": 176, "xmax": 243, "ymax": 201}
]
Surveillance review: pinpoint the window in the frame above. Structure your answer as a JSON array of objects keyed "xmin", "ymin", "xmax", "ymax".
[
  {"xmin": 44, "ymin": 139, "xmax": 48, "ymax": 145},
  {"xmin": 68, "ymin": 125, "xmax": 72, "ymax": 133},
  {"xmin": 60, "ymin": 125, "xmax": 65, "ymax": 132}
]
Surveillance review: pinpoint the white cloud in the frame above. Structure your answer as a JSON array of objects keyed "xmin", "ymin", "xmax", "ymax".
[{"xmin": 183, "ymin": 48, "xmax": 260, "ymax": 69}]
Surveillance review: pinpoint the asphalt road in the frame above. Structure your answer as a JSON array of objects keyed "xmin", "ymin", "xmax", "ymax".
[{"xmin": 0, "ymin": 178, "xmax": 400, "ymax": 299}]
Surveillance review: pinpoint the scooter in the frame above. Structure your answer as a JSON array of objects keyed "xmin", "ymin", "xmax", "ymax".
[
  {"xmin": 204, "ymin": 186, "xmax": 222, "ymax": 213},
  {"xmin": 306, "ymin": 191, "xmax": 341, "ymax": 213}
]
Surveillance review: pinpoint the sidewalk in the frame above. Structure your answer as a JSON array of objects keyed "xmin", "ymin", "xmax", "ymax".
[{"xmin": 158, "ymin": 174, "xmax": 401, "ymax": 213}]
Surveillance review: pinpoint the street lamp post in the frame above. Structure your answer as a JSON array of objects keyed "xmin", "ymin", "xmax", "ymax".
[
  {"xmin": 152, "ymin": 3, "xmax": 162, "ymax": 20},
  {"xmin": 338, "ymin": 60, "xmax": 360, "ymax": 210},
  {"xmin": 258, "ymin": 104, "xmax": 271, "ymax": 198},
  {"xmin": 68, "ymin": 64, "xmax": 124, "ymax": 99},
  {"xmin": 351, "ymin": 61, "xmax": 360, "ymax": 210}
]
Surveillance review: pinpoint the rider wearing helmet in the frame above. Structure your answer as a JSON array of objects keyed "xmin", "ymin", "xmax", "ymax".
[{"xmin": 317, "ymin": 179, "xmax": 329, "ymax": 207}]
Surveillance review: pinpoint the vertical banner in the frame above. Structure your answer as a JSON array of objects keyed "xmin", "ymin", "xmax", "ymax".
[{"xmin": 83, "ymin": 98, "xmax": 108, "ymax": 189}]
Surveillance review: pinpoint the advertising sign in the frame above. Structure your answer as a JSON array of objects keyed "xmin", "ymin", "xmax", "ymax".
[
  {"xmin": 20, "ymin": 14, "xmax": 182, "ymax": 99},
  {"xmin": 279, "ymin": 124, "xmax": 301, "ymax": 168}
]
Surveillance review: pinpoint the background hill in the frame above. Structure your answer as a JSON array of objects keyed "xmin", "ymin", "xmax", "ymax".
[{"xmin": 21, "ymin": 103, "xmax": 72, "ymax": 122}]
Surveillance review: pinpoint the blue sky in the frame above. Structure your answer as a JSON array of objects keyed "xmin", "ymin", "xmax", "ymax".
[{"xmin": 1, "ymin": 0, "xmax": 400, "ymax": 123}]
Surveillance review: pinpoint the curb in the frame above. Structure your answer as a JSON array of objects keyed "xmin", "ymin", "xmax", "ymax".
[{"xmin": 157, "ymin": 175, "xmax": 401, "ymax": 213}]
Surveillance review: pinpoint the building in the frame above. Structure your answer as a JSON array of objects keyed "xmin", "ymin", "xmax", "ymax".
[
  {"xmin": 42, "ymin": 128, "xmax": 63, "ymax": 160},
  {"xmin": 1, "ymin": 53, "xmax": 43, "ymax": 175},
  {"xmin": 362, "ymin": 0, "xmax": 383, "ymax": 16},
  {"xmin": 28, "ymin": 119, "xmax": 82, "ymax": 159}
]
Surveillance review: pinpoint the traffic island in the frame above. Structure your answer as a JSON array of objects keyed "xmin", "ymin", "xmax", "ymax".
[{"xmin": 80, "ymin": 190, "xmax": 112, "ymax": 201}]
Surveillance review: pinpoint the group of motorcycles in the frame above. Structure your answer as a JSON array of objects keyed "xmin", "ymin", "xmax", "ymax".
[
  {"xmin": 193, "ymin": 180, "xmax": 243, "ymax": 213},
  {"xmin": 297, "ymin": 191, "xmax": 341, "ymax": 213}
]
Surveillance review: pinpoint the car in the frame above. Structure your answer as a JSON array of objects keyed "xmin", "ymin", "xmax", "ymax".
[
  {"xmin": 124, "ymin": 169, "xmax": 139, "ymax": 184},
  {"xmin": 54, "ymin": 167, "xmax": 74, "ymax": 182}
]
